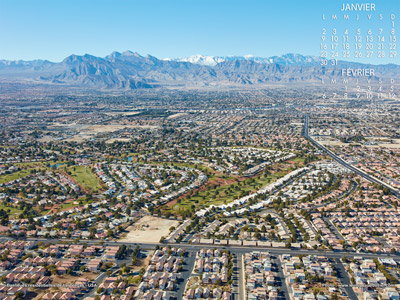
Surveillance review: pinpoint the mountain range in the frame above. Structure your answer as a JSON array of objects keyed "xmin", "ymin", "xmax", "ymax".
[
  {"xmin": 163, "ymin": 53, "xmax": 320, "ymax": 67},
  {"xmin": 0, "ymin": 51, "xmax": 398, "ymax": 90}
]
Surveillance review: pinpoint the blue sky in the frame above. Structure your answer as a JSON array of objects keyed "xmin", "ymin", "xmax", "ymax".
[{"xmin": 0, "ymin": 0, "xmax": 398, "ymax": 64}]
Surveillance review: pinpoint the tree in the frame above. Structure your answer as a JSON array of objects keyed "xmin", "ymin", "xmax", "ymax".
[{"xmin": 14, "ymin": 291, "xmax": 24, "ymax": 299}]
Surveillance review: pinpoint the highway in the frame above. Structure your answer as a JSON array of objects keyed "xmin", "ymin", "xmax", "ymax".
[{"xmin": 302, "ymin": 114, "xmax": 400, "ymax": 199}]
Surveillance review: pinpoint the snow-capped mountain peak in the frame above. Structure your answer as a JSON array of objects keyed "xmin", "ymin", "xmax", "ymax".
[
  {"xmin": 164, "ymin": 54, "xmax": 225, "ymax": 66},
  {"xmin": 163, "ymin": 53, "xmax": 320, "ymax": 66}
]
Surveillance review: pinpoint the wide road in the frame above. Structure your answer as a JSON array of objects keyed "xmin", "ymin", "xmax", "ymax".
[
  {"xmin": 175, "ymin": 251, "xmax": 196, "ymax": 300},
  {"xmin": 333, "ymin": 260, "xmax": 358, "ymax": 300},
  {"xmin": 231, "ymin": 253, "xmax": 241, "ymax": 300},
  {"xmin": 303, "ymin": 114, "xmax": 400, "ymax": 199},
  {"xmin": 274, "ymin": 256, "xmax": 290, "ymax": 300},
  {"xmin": 24, "ymin": 237, "xmax": 400, "ymax": 262}
]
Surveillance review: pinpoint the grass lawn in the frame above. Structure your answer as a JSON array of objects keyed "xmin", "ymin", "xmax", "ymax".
[
  {"xmin": 170, "ymin": 174, "xmax": 278, "ymax": 211},
  {"xmin": 163, "ymin": 164, "xmax": 293, "ymax": 216},
  {"xmin": 127, "ymin": 275, "xmax": 142, "ymax": 285},
  {"xmin": 0, "ymin": 169, "xmax": 33, "ymax": 184},
  {"xmin": 291, "ymin": 157, "xmax": 306, "ymax": 163},
  {"xmin": 66, "ymin": 166, "xmax": 102, "ymax": 191},
  {"xmin": 41, "ymin": 196, "xmax": 95, "ymax": 215},
  {"xmin": 0, "ymin": 204, "xmax": 23, "ymax": 216},
  {"xmin": 57, "ymin": 198, "xmax": 94, "ymax": 210},
  {"xmin": 138, "ymin": 160, "xmax": 214, "ymax": 173},
  {"xmin": 54, "ymin": 200, "xmax": 81, "ymax": 211},
  {"xmin": 0, "ymin": 160, "xmax": 67, "ymax": 184}
]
